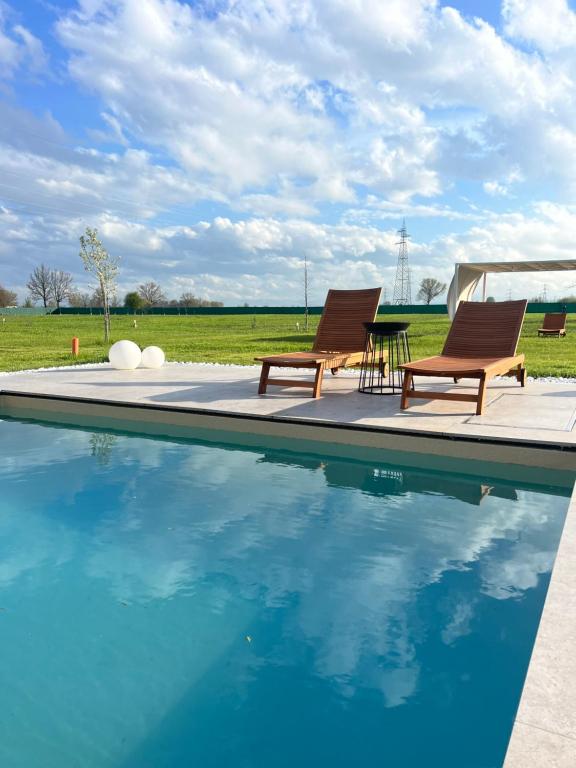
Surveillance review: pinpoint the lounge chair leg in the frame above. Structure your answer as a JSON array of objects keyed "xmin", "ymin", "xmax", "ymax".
[
  {"xmin": 520, "ymin": 366, "xmax": 527, "ymax": 387},
  {"xmin": 401, "ymin": 371, "xmax": 413, "ymax": 410},
  {"xmin": 453, "ymin": 378, "xmax": 460, "ymax": 384},
  {"xmin": 330, "ymin": 367, "xmax": 340, "ymax": 375},
  {"xmin": 258, "ymin": 363, "xmax": 271, "ymax": 395},
  {"xmin": 312, "ymin": 364, "xmax": 323, "ymax": 398},
  {"xmin": 476, "ymin": 374, "xmax": 487, "ymax": 415}
]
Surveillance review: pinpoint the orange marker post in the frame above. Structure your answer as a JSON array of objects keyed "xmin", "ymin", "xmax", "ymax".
[{"xmin": 72, "ymin": 337, "xmax": 79, "ymax": 357}]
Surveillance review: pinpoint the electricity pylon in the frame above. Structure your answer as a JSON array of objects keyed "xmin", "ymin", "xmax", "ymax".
[{"xmin": 392, "ymin": 220, "xmax": 411, "ymax": 305}]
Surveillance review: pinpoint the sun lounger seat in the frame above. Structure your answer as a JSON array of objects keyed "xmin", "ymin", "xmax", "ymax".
[
  {"xmin": 538, "ymin": 313, "xmax": 567, "ymax": 337},
  {"xmin": 256, "ymin": 287, "xmax": 382, "ymax": 398},
  {"xmin": 399, "ymin": 299, "xmax": 527, "ymax": 415}
]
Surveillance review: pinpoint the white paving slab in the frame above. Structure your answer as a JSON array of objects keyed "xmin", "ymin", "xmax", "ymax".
[{"xmin": 467, "ymin": 394, "xmax": 576, "ymax": 432}]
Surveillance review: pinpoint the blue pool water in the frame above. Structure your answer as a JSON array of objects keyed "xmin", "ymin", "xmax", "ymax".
[{"xmin": 0, "ymin": 417, "xmax": 571, "ymax": 768}]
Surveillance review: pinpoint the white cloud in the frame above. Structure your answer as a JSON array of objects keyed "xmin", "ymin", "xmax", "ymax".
[
  {"xmin": 503, "ymin": 0, "xmax": 576, "ymax": 52},
  {"xmin": 4, "ymin": 197, "xmax": 576, "ymax": 305},
  {"xmin": 55, "ymin": 0, "xmax": 449, "ymax": 205},
  {"xmin": 483, "ymin": 180, "xmax": 509, "ymax": 197},
  {"xmin": 49, "ymin": 0, "xmax": 576, "ymax": 214},
  {"xmin": 0, "ymin": 4, "xmax": 47, "ymax": 80},
  {"xmin": 4, "ymin": 0, "xmax": 576, "ymax": 302}
]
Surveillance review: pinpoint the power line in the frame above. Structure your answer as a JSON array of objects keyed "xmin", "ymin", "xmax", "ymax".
[
  {"xmin": 0, "ymin": 171, "xmax": 190, "ymax": 219},
  {"xmin": 0, "ymin": 185, "xmax": 210, "ymax": 231}
]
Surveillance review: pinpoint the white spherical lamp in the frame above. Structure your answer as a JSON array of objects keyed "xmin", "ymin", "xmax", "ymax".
[
  {"xmin": 108, "ymin": 340, "xmax": 142, "ymax": 370},
  {"xmin": 141, "ymin": 346, "xmax": 165, "ymax": 369}
]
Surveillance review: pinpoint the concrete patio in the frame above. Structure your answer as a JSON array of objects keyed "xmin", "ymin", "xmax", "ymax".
[{"xmin": 1, "ymin": 362, "xmax": 576, "ymax": 449}]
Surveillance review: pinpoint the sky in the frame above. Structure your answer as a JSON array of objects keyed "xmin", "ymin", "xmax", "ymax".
[{"xmin": 1, "ymin": 0, "xmax": 576, "ymax": 305}]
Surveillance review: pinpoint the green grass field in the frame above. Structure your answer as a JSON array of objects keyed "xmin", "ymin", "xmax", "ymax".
[{"xmin": 0, "ymin": 312, "xmax": 574, "ymax": 377}]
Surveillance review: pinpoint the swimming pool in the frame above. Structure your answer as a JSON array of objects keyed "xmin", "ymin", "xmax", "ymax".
[{"xmin": 0, "ymin": 415, "xmax": 571, "ymax": 768}]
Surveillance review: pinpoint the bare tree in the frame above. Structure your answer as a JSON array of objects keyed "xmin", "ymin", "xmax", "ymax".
[
  {"xmin": 79, "ymin": 227, "xmax": 119, "ymax": 342},
  {"xmin": 27, "ymin": 264, "xmax": 54, "ymax": 307},
  {"xmin": 417, "ymin": 277, "xmax": 447, "ymax": 305},
  {"xmin": 179, "ymin": 291, "xmax": 200, "ymax": 307},
  {"xmin": 68, "ymin": 291, "xmax": 92, "ymax": 308},
  {"xmin": 178, "ymin": 291, "xmax": 223, "ymax": 308},
  {"xmin": 50, "ymin": 270, "xmax": 74, "ymax": 309},
  {"xmin": 138, "ymin": 281, "xmax": 166, "ymax": 306},
  {"xmin": 89, "ymin": 285, "xmax": 117, "ymax": 307},
  {"xmin": 0, "ymin": 284, "xmax": 17, "ymax": 307}
]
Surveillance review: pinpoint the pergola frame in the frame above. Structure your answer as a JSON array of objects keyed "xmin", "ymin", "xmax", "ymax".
[{"xmin": 446, "ymin": 259, "xmax": 576, "ymax": 319}]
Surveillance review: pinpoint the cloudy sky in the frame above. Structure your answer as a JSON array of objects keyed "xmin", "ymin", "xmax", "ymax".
[{"xmin": 1, "ymin": 0, "xmax": 576, "ymax": 305}]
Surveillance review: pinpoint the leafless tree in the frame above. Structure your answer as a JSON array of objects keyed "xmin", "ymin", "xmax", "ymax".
[
  {"xmin": 79, "ymin": 227, "xmax": 119, "ymax": 342},
  {"xmin": 416, "ymin": 277, "xmax": 447, "ymax": 305},
  {"xmin": 68, "ymin": 291, "xmax": 92, "ymax": 308},
  {"xmin": 0, "ymin": 284, "xmax": 17, "ymax": 307},
  {"xmin": 27, "ymin": 264, "xmax": 54, "ymax": 307},
  {"xmin": 179, "ymin": 291, "xmax": 199, "ymax": 307},
  {"xmin": 90, "ymin": 285, "xmax": 118, "ymax": 307},
  {"xmin": 178, "ymin": 291, "xmax": 223, "ymax": 307},
  {"xmin": 138, "ymin": 281, "xmax": 167, "ymax": 306},
  {"xmin": 50, "ymin": 270, "xmax": 74, "ymax": 309}
]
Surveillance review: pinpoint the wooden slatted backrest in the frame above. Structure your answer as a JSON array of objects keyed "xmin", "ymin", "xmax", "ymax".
[
  {"xmin": 442, "ymin": 300, "xmax": 527, "ymax": 358},
  {"xmin": 313, "ymin": 288, "xmax": 382, "ymax": 352},
  {"xmin": 542, "ymin": 312, "xmax": 567, "ymax": 330}
]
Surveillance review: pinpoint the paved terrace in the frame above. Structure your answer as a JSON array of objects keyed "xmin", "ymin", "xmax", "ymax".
[{"xmin": 1, "ymin": 362, "xmax": 576, "ymax": 449}]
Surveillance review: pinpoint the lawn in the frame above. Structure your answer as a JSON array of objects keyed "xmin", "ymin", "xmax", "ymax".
[{"xmin": 0, "ymin": 312, "xmax": 574, "ymax": 377}]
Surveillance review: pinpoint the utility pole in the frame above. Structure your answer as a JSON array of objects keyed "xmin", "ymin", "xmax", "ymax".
[
  {"xmin": 392, "ymin": 220, "xmax": 412, "ymax": 305},
  {"xmin": 304, "ymin": 253, "xmax": 309, "ymax": 331}
]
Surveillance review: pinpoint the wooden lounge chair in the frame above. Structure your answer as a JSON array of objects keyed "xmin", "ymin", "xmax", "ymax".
[
  {"xmin": 399, "ymin": 299, "xmax": 527, "ymax": 416},
  {"xmin": 256, "ymin": 287, "xmax": 382, "ymax": 398},
  {"xmin": 538, "ymin": 312, "xmax": 566, "ymax": 337}
]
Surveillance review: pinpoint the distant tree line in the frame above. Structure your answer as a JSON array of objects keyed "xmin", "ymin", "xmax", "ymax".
[
  {"xmin": 1, "ymin": 264, "xmax": 223, "ymax": 311},
  {"xmin": 124, "ymin": 283, "xmax": 223, "ymax": 310}
]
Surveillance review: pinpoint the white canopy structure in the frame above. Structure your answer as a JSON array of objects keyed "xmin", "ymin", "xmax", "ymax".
[{"xmin": 446, "ymin": 259, "xmax": 576, "ymax": 319}]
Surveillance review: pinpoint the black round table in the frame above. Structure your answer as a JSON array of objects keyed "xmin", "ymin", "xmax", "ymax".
[{"xmin": 358, "ymin": 321, "xmax": 412, "ymax": 395}]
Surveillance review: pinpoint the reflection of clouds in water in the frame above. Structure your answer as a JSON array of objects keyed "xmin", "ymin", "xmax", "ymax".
[
  {"xmin": 87, "ymin": 542, "xmax": 193, "ymax": 600},
  {"xmin": 441, "ymin": 599, "xmax": 477, "ymax": 646},
  {"xmin": 1, "ymin": 420, "xmax": 568, "ymax": 706},
  {"xmin": 83, "ymin": 447, "xmax": 564, "ymax": 706},
  {"xmin": 481, "ymin": 544, "xmax": 556, "ymax": 600},
  {"xmin": 0, "ymin": 510, "xmax": 75, "ymax": 589},
  {"xmin": 0, "ymin": 422, "xmax": 88, "ymax": 474}
]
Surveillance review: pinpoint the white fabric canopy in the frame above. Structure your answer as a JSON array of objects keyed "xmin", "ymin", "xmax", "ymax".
[{"xmin": 446, "ymin": 259, "xmax": 576, "ymax": 318}]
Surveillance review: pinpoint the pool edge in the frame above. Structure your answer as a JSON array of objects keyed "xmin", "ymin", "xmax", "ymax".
[
  {"xmin": 503, "ymin": 481, "xmax": 576, "ymax": 767},
  {"xmin": 1, "ymin": 390, "xmax": 576, "ymax": 474}
]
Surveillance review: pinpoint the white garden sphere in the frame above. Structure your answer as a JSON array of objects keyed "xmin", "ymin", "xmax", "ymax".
[
  {"xmin": 141, "ymin": 346, "xmax": 165, "ymax": 369},
  {"xmin": 108, "ymin": 340, "xmax": 142, "ymax": 370}
]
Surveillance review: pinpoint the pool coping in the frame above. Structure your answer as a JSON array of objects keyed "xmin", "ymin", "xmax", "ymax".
[
  {"xmin": 2, "ymin": 389, "xmax": 576, "ymax": 765},
  {"xmin": 503, "ymin": 481, "xmax": 576, "ymax": 766}
]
